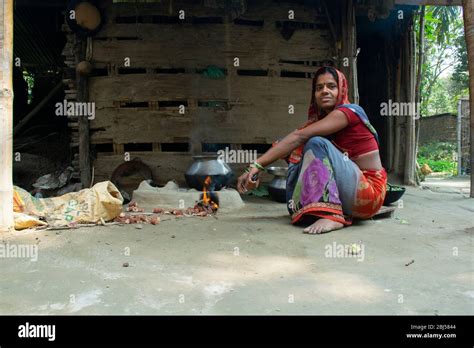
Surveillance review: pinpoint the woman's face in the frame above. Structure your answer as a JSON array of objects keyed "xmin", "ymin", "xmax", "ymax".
[{"xmin": 315, "ymin": 72, "xmax": 339, "ymax": 113}]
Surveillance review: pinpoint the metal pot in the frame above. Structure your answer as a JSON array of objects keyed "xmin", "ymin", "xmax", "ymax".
[
  {"xmin": 185, "ymin": 155, "xmax": 233, "ymax": 191},
  {"xmin": 267, "ymin": 166, "xmax": 288, "ymax": 203}
]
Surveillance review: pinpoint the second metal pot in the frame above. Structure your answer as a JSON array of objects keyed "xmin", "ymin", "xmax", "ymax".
[{"xmin": 267, "ymin": 166, "xmax": 288, "ymax": 203}]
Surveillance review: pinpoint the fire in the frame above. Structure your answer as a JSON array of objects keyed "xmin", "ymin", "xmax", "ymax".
[
  {"xmin": 201, "ymin": 176, "xmax": 218, "ymax": 211},
  {"xmin": 202, "ymin": 187, "xmax": 210, "ymax": 205}
]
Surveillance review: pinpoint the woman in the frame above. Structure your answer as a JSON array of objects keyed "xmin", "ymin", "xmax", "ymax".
[{"xmin": 237, "ymin": 66, "xmax": 387, "ymax": 234}]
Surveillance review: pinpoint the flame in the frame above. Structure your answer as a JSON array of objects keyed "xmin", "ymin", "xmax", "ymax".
[
  {"xmin": 202, "ymin": 188, "xmax": 210, "ymax": 205},
  {"xmin": 202, "ymin": 176, "xmax": 218, "ymax": 209},
  {"xmin": 202, "ymin": 176, "xmax": 211, "ymax": 205}
]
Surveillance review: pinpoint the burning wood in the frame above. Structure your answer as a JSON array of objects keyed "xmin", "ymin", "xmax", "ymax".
[
  {"xmin": 184, "ymin": 176, "xmax": 219, "ymax": 216},
  {"xmin": 115, "ymin": 182, "xmax": 219, "ymax": 223},
  {"xmin": 160, "ymin": 176, "xmax": 219, "ymax": 217}
]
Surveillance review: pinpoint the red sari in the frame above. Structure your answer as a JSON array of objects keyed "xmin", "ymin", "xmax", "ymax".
[{"xmin": 282, "ymin": 67, "xmax": 387, "ymax": 224}]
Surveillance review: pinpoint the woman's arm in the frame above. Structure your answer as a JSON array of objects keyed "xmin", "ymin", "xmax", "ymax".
[
  {"xmin": 237, "ymin": 109, "xmax": 349, "ymax": 193},
  {"xmin": 256, "ymin": 109, "xmax": 349, "ymax": 167}
]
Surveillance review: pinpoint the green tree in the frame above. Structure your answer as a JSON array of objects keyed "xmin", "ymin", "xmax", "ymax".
[
  {"xmin": 451, "ymin": 30, "xmax": 469, "ymax": 99},
  {"xmin": 418, "ymin": 6, "xmax": 465, "ymax": 116}
]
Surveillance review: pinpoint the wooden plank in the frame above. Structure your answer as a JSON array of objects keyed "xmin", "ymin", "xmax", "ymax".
[
  {"xmin": 234, "ymin": 1, "xmax": 327, "ymax": 23},
  {"xmin": 92, "ymin": 24, "xmax": 331, "ymax": 68},
  {"xmin": 93, "ymin": 153, "xmax": 288, "ymax": 187},
  {"xmin": 113, "ymin": 143, "xmax": 124, "ymax": 155},
  {"xmin": 93, "ymin": 0, "xmax": 332, "ymax": 69},
  {"xmin": 89, "ymin": 104, "xmax": 308, "ymax": 144},
  {"xmin": 89, "ymin": 74, "xmax": 312, "ymax": 107},
  {"xmin": 103, "ymin": 0, "xmax": 327, "ymax": 24},
  {"xmin": 89, "ymin": 74, "xmax": 229, "ymax": 106},
  {"xmin": 106, "ymin": 1, "xmax": 226, "ymax": 19},
  {"xmin": 0, "ymin": 0, "xmax": 14, "ymax": 231},
  {"xmin": 233, "ymin": 75, "xmax": 311, "ymax": 99}
]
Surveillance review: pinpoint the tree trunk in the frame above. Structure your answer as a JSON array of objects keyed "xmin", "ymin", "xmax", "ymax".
[
  {"xmin": 462, "ymin": 0, "xmax": 474, "ymax": 197},
  {"xmin": 0, "ymin": 0, "xmax": 14, "ymax": 231}
]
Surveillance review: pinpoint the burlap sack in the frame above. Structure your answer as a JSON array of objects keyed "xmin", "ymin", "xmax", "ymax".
[{"xmin": 13, "ymin": 181, "xmax": 123, "ymax": 227}]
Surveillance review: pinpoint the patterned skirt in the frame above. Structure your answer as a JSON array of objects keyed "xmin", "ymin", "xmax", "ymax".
[{"xmin": 286, "ymin": 136, "xmax": 387, "ymax": 226}]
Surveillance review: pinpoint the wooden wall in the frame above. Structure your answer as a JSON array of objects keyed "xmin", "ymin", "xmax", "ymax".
[{"xmin": 84, "ymin": 0, "xmax": 335, "ymax": 185}]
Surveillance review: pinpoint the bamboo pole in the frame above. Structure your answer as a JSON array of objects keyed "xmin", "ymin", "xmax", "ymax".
[
  {"xmin": 340, "ymin": 0, "xmax": 356, "ymax": 102},
  {"xmin": 385, "ymin": 42, "xmax": 394, "ymax": 172},
  {"xmin": 76, "ymin": 38, "xmax": 92, "ymax": 188},
  {"xmin": 393, "ymin": 43, "xmax": 402, "ymax": 176},
  {"xmin": 461, "ymin": 0, "xmax": 474, "ymax": 197},
  {"xmin": 0, "ymin": 0, "xmax": 14, "ymax": 231},
  {"xmin": 404, "ymin": 25, "xmax": 417, "ymax": 185}
]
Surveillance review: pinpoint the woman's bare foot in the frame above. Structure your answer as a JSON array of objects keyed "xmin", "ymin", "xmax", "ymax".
[{"xmin": 303, "ymin": 218, "xmax": 344, "ymax": 234}]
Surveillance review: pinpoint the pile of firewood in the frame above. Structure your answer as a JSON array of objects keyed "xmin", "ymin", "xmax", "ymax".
[
  {"xmin": 183, "ymin": 200, "xmax": 218, "ymax": 216},
  {"xmin": 125, "ymin": 201, "xmax": 145, "ymax": 212},
  {"xmin": 114, "ymin": 212, "xmax": 161, "ymax": 225},
  {"xmin": 113, "ymin": 200, "xmax": 217, "ymax": 225}
]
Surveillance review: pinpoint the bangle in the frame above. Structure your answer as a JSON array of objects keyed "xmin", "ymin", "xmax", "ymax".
[{"xmin": 251, "ymin": 162, "xmax": 265, "ymax": 171}]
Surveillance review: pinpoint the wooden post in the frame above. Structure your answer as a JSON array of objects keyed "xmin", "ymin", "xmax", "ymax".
[
  {"xmin": 414, "ymin": 6, "xmax": 425, "ymax": 181},
  {"xmin": 404, "ymin": 25, "xmax": 417, "ymax": 185},
  {"xmin": 462, "ymin": 0, "xmax": 474, "ymax": 197},
  {"xmin": 76, "ymin": 38, "xmax": 92, "ymax": 187},
  {"xmin": 340, "ymin": 0, "xmax": 358, "ymax": 103},
  {"xmin": 393, "ymin": 42, "xmax": 402, "ymax": 177},
  {"xmin": 385, "ymin": 41, "xmax": 394, "ymax": 172},
  {"xmin": 0, "ymin": 0, "xmax": 14, "ymax": 232}
]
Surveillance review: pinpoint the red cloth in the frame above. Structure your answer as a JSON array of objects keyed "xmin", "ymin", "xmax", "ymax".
[
  {"xmin": 352, "ymin": 169, "xmax": 387, "ymax": 219},
  {"xmin": 332, "ymin": 107, "xmax": 379, "ymax": 159}
]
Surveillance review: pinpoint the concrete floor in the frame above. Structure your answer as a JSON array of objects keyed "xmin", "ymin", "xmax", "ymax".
[
  {"xmin": 0, "ymin": 184, "xmax": 473, "ymax": 315},
  {"xmin": 421, "ymin": 175, "xmax": 471, "ymax": 195}
]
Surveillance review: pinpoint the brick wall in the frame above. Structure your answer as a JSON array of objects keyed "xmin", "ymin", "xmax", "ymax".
[{"xmin": 419, "ymin": 113, "xmax": 457, "ymax": 145}]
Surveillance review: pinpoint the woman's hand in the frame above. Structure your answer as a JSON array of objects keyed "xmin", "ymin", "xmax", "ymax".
[{"xmin": 237, "ymin": 167, "xmax": 261, "ymax": 194}]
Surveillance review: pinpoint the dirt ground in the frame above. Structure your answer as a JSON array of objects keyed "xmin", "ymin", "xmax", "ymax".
[{"xmin": 0, "ymin": 180, "xmax": 473, "ymax": 315}]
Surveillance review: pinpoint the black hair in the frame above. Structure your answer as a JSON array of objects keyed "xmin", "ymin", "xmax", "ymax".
[{"xmin": 314, "ymin": 66, "xmax": 338, "ymax": 85}]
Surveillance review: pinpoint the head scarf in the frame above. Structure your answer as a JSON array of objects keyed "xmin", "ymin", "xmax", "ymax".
[
  {"xmin": 307, "ymin": 66, "xmax": 350, "ymax": 122},
  {"xmin": 285, "ymin": 66, "xmax": 379, "ymax": 164}
]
